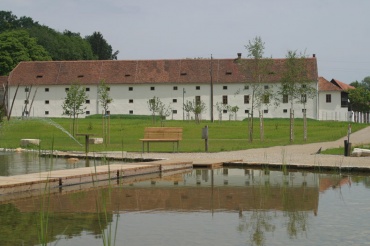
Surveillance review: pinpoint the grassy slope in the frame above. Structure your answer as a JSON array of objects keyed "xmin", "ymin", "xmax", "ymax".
[{"xmin": 0, "ymin": 117, "xmax": 367, "ymax": 153}]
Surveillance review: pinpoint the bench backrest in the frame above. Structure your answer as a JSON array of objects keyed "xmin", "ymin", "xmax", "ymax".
[{"xmin": 144, "ymin": 127, "xmax": 183, "ymax": 140}]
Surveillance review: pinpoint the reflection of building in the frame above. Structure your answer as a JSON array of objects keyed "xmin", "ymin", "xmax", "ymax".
[{"xmin": 12, "ymin": 168, "xmax": 320, "ymax": 213}]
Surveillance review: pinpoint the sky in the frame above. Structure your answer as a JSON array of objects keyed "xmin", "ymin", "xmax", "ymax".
[{"xmin": 2, "ymin": 0, "xmax": 369, "ymax": 84}]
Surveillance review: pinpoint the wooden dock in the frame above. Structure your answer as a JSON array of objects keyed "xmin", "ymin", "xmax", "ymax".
[{"xmin": 0, "ymin": 151, "xmax": 245, "ymax": 198}]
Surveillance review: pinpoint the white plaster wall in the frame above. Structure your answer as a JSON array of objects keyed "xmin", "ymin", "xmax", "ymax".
[
  {"xmin": 318, "ymin": 91, "xmax": 349, "ymax": 121},
  {"xmin": 8, "ymin": 81, "xmax": 318, "ymax": 120}
]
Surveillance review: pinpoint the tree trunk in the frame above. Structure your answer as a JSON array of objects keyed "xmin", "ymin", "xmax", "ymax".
[
  {"xmin": 290, "ymin": 108, "xmax": 294, "ymax": 142},
  {"xmin": 259, "ymin": 110, "xmax": 264, "ymax": 142},
  {"xmin": 303, "ymin": 110, "xmax": 307, "ymax": 141}
]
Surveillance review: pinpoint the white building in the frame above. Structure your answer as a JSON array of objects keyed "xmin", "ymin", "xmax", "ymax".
[{"xmin": 3, "ymin": 54, "xmax": 350, "ymax": 121}]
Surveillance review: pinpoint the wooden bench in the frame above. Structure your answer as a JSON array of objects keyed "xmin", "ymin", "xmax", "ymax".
[{"xmin": 140, "ymin": 127, "xmax": 183, "ymax": 153}]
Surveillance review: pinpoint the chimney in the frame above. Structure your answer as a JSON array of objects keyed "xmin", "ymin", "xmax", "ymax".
[
  {"xmin": 237, "ymin": 53, "xmax": 242, "ymax": 59},
  {"xmin": 313, "ymin": 54, "xmax": 316, "ymax": 58}
]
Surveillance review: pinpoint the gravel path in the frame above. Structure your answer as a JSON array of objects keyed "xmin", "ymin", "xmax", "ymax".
[{"xmin": 118, "ymin": 126, "xmax": 370, "ymax": 169}]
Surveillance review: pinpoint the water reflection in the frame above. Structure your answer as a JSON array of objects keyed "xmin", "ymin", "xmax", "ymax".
[
  {"xmin": 0, "ymin": 168, "xmax": 368, "ymax": 246},
  {"xmin": 0, "ymin": 151, "xmax": 119, "ymax": 176}
]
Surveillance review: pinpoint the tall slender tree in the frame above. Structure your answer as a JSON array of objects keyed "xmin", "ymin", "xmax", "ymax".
[
  {"xmin": 240, "ymin": 36, "xmax": 273, "ymax": 142},
  {"xmin": 277, "ymin": 50, "xmax": 316, "ymax": 142}
]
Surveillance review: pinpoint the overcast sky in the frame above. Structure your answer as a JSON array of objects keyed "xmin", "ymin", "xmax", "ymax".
[{"xmin": 2, "ymin": 0, "xmax": 369, "ymax": 83}]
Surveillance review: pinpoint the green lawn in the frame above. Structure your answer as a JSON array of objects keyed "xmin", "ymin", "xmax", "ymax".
[{"xmin": 0, "ymin": 116, "xmax": 367, "ymax": 153}]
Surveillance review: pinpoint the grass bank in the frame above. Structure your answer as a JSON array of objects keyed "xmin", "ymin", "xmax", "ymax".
[{"xmin": 0, "ymin": 116, "xmax": 367, "ymax": 153}]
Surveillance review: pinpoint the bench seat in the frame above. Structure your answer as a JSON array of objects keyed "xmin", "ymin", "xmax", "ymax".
[{"xmin": 140, "ymin": 127, "xmax": 183, "ymax": 152}]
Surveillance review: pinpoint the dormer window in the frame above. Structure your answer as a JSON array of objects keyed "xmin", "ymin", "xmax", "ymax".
[
  {"xmin": 78, "ymin": 75, "xmax": 84, "ymax": 78},
  {"xmin": 125, "ymin": 74, "xmax": 131, "ymax": 77},
  {"xmin": 36, "ymin": 75, "xmax": 43, "ymax": 78},
  {"xmin": 180, "ymin": 72, "xmax": 187, "ymax": 76},
  {"xmin": 225, "ymin": 71, "xmax": 232, "ymax": 75}
]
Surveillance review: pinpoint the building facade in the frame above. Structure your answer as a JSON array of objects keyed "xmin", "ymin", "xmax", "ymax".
[{"xmin": 5, "ymin": 55, "xmax": 322, "ymax": 120}]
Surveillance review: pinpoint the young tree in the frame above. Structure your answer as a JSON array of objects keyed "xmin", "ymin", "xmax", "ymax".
[
  {"xmin": 98, "ymin": 80, "xmax": 113, "ymax": 144},
  {"xmin": 157, "ymin": 101, "xmax": 172, "ymax": 126},
  {"xmin": 230, "ymin": 106, "xmax": 239, "ymax": 121},
  {"xmin": 147, "ymin": 96, "xmax": 161, "ymax": 124},
  {"xmin": 193, "ymin": 99, "xmax": 207, "ymax": 124},
  {"xmin": 277, "ymin": 50, "xmax": 316, "ymax": 142},
  {"xmin": 216, "ymin": 102, "xmax": 228, "ymax": 122},
  {"xmin": 184, "ymin": 101, "xmax": 193, "ymax": 121},
  {"xmin": 62, "ymin": 83, "xmax": 88, "ymax": 136},
  {"xmin": 239, "ymin": 36, "xmax": 273, "ymax": 142}
]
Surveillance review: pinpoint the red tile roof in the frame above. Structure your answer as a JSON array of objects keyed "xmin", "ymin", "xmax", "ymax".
[
  {"xmin": 8, "ymin": 58, "xmax": 318, "ymax": 86},
  {"xmin": 318, "ymin": 77, "xmax": 355, "ymax": 91}
]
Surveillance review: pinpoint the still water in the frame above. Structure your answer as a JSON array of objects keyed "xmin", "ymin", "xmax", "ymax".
[
  {"xmin": 1, "ymin": 153, "xmax": 370, "ymax": 245},
  {"xmin": 0, "ymin": 150, "xmax": 121, "ymax": 176}
]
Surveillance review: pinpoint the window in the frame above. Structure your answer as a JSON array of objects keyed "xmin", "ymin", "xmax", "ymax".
[
  {"xmin": 283, "ymin": 109, "xmax": 288, "ymax": 113},
  {"xmin": 225, "ymin": 71, "xmax": 232, "ymax": 75},
  {"xmin": 173, "ymin": 86, "xmax": 178, "ymax": 90},
  {"xmin": 223, "ymin": 86, "xmax": 228, "ymax": 90},
  {"xmin": 244, "ymin": 85, "xmax": 249, "ymax": 90},
  {"xmin": 302, "ymin": 109, "xmax": 307, "ymax": 113},
  {"xmin": 301, "ymin": 94, "xmax": 307, "ymax": 103},
  {"xmin": 195, "ymin": 96, "xmax": 201, "ymax": 105},
  {"xmin": 326, "ymin": 94, "xmax": 331, "ymax": 103},
  {"xmin": 65, "ymin": 88, "xmax": 69, "ymax": 92},
  {"xmin": 341, "ymin": 92, "xmax": 348, "ymax": 107},
  {"xmin": 244, "ymin": 95, "xmax": 250, "ymax": 104},
  {"xmin": 245, "ymin": 109, "xmax": 249, "ymax": 114},
  {"xmin": 36, "ymin": 75, "xmax": 43, "ymax": 78},
  {"xmin": 173, "ymin": 99, "xmax": 177, "ymax": 103},
  {"xmin": 129, "ymin": 110, "xmax": 133, "ymax": 114},
  {"xmin": 86, "ymin": 87, "xmax": 90, "ymax": 92},
  {"xmin": 302, "ymin": 84, "xmax": 307, "ymax": 88},
  {"xmin": 45, "ymin": 88, "xmax": 49, "ymax": 92},
  {"xmin": 263, "ymin": 94, "xmax": 269, "ymax": 104},
  {"xmin": 283, "ymin": 94, "xmax": 288, "ymax": 103},
  {"xmin": 78, "ymin": 75, "xmax": 84, "ymax": 78},
  {"xmin": 45, "ymin": 111, "xmax": 49, "ymax": 115},
  {"xmin": 86, "ymin": 100, "xmax": 90, "ymax": 104},
  {"xmin": 24, "ymin": 100, "xmax": 29, "ymax": 104},
  {"xmin": 25, "ymin": 87, "xmax": 29, "ymax": 92},
  {"xmin": 196, "ymin": 86, "xmax": 200, "ymax": 90},
  {"xmin": 172, "ymin": 110, "xmax": 177, "ymax": 114},
  {"xmin": 86, "ymin": 111, "xmax": 90, "ymax": 115},
  {"xmin": 180, "ymin": 72, "xmax": 187, "ymax": 76},
  {"xmin": 223, "ymin": 110, "xmax": 227, "ymax": 114},
  {"xmin": 107, "ymin": 87, "xmax": 110, "ymax": 91},
  {"xmin": 222, "ymin": 95, "xmax": 228, "ymax": 104},
  {"xmin": 129, "ymin": 87, "xmax": 133, "ymax": 91},
  {"xmin": 264, "ymin": 109, "xmax": 268, "ymax": 114},
  {"xmin": 45, "ymin": 100, "xmax": 49, "ymax": 104},
  {"xmin": 125, "ymin": 74, "xmax": 131, "ymax": 77},
  {"xmin": 150, "ymin": 87, "xmax": 155, "ymax": 91},
  {"xmin": 106, "ymin": 110, "xmax": 110, "ymax": 115},
  {"xmin": 129, "ymin": 99, "xmax": 133, "ymax": 103},
  {"xmin": 264, "ymin": 85, "xmax": 269, "ymax": 89}
]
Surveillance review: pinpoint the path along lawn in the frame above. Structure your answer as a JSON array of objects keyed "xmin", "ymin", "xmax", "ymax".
[{"xmin": 0, "ymin": 117, "xmax": 367, "ymax": 153}]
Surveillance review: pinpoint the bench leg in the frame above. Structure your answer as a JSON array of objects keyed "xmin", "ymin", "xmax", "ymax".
[{"xmin": 147, "ymin": 142, "xmax": 149, "ymax": 153}]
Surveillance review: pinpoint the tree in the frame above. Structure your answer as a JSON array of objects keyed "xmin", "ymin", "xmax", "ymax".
[
  {"xmin": 157, "ymin": 101, "xmax": 172, "ymax": 126},
  {"xmin": 98, "ymin": 80, "xmax": 113, "ymax": 144},
  {"xmin": 85, "ymin": 31, "xmax": 119, "ymax": 60},
  {"xmin": 147, "ymin": 96, "xmax": 161, "ymax": 124},
  {"xmin": 62, "ymin": 83, "xmax": 88, "ymax": 136},
  {"xmin": 348, "ymin": 87, "xmax": 370, "ymax": 112},
  {"xmin": 277, "ymin": 50, "xmax": 316, "ymax": 142},
  {"xmin": 240, "ymin": 36, "xmax": 273, "ymax": 142},
  {"xmin": 0, "ymin": 30, "xmax": 51, "ymax": 75},
  {"xmin": 185, "ymin": 100, "xmax": 206, "ymax": 124},
  {"xmin": 230, "ymin": 106, "xmax": 239, "ymax": 121}
]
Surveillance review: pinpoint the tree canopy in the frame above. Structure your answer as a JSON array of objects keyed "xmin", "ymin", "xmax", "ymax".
[
  {"xmin": 349, "ymin": 76, "xmax": 370, "ymax": 112},
  {"xmin": 0, "ymin": 11, "xmax": 118, "ymax": 75},
  {"xmin": 0, "ymin": 29, "xmax": 51, "ymax": 75}
]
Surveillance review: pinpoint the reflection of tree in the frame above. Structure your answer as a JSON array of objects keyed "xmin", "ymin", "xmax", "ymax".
[
  {"xmin": 238, "ymin": 210, "xmax": 276, "ymax": 246},
  {"xmin": 238, "ymin": 171, "xmax": 276, "ymax": 246},
  {"xmin": 284, "ymin": 211, "xmax": 308, "ymax": 238}
]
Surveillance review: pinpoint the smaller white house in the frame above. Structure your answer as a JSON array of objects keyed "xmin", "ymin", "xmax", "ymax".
[{"xmin": 318, "ymin": 77, "xmax": 354, "ymax": 121}]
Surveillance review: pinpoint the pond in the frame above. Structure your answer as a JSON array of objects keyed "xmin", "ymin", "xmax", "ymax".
[
  {"xmin": 1, "ymin": 154, "xmax": 370, "ymax": 246},
  {"xmin": 0, "ymin": 151, "xmax": 121, "ymax": 176}
]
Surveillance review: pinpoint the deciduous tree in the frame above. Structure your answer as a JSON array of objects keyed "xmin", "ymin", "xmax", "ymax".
[{"xmin": 62, "ymin": 84, "xmax": 88, "ymax": 136}]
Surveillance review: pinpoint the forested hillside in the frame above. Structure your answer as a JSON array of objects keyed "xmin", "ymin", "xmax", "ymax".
[{"xmin": 0, "ymin": 11, "xmax": 119, "ymax": 75}]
